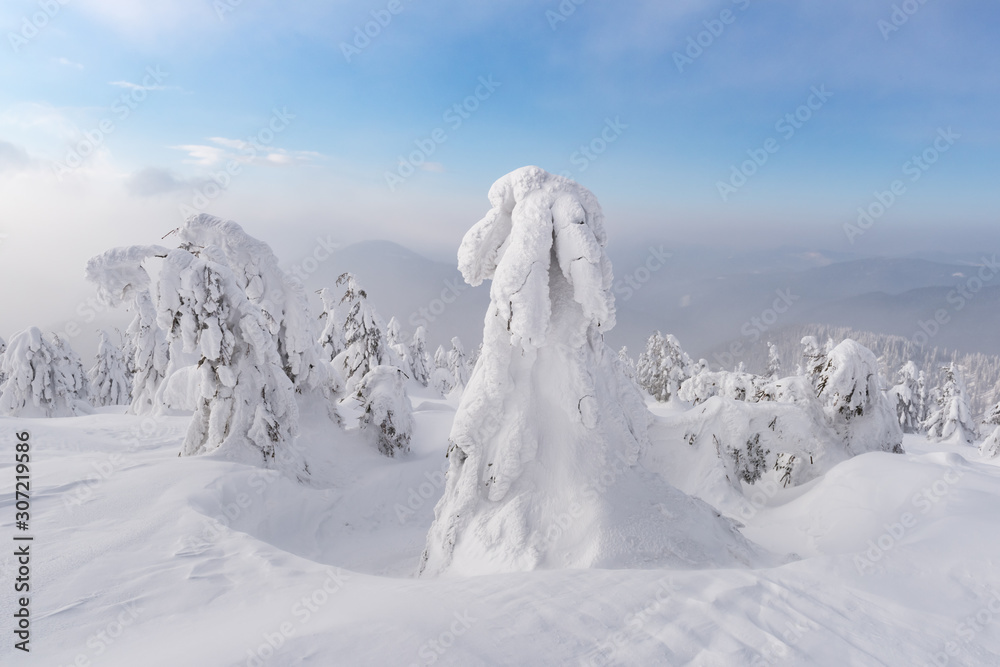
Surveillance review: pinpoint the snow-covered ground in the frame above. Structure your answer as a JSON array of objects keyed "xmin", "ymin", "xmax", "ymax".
[{"xmin": 3, "ymin": 392, "xmax": 1000, "ymax": 666}]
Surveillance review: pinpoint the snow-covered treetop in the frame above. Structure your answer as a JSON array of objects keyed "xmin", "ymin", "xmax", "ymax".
[
  {"xmin": 85, "ymin": 245, "xmax": 168, "ymax": 307},
  {"xmin": 456, "ymin": 166, "xmax": 614, "ymax": 348}
]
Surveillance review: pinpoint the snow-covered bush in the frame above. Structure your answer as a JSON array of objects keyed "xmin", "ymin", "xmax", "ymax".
[
  {"xmin": 409, "ymin": 326, "xmax": 431, "ymax": 387},
  {"xmin": 86, "ymin": 246, "xmax": 170, "ymax": 414},
  {"xmin": 420, "ymin": 166, "xmax": 757, "ymax": 576},
  {"xmin": 925, "ymin": 363, "xmax": 977, "ymax": 445},
  {"xmin": 0, "ymin": 328, "xmax": 92, "ymax": 417},
  {"xmin": 89, "ymin": 330, "xmax": 131, "ymax": 407},
  {"xmin": 355, "ymin": 365, "xmax": 412, "ymax": 457}
]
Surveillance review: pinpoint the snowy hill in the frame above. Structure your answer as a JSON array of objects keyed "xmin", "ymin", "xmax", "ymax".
[{"xmin": 5, "ymin": 404, "xmax": 1000, "ymax": 665}]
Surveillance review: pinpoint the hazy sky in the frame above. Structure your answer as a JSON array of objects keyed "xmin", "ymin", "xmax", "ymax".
[{"xmin": 1, "ymin": 0, "xmax": 998, "ymax": 336}]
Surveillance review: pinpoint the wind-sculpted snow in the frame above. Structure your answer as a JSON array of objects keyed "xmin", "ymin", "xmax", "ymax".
[{"xmin": 421, "ymin": 167, "xmax": 761, "ymax": 576}]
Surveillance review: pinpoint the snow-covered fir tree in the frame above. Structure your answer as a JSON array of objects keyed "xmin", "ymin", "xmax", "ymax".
[
  {"xmin": 0, "ymin": 328, "xmax": 91, "ymax": 417},
  {"xmin": 980, "ymin": 399, "xmax": 1000, "ymax": 458},
  {"xmin": 448, "ymin": 336, "xmax": 470, "ymax": 388},
  {"xmin": 355, "ymin": 365, "xmax": 412, "ymax": 457},
  {"xmin": 813, "ymin": 339, "xmax": 902, "ymax": 455},
  {"xmin": 85, "ymin": 246, "xmax": 169, "ymax": 414},
  {"xmin": 0, "ymin": 335, "xmax": 6, "ymax": 386},
  {"xmin": 888, "ymin": 361, "xmax": 923, "ymax": 433},
  {"xmin": 89, "ymin": 330, "xmax": 131, "ymax": 407},
  {"xmin": 386, "ymin": 317, "xmax": 413, "ymax": 377},
  {"xmin": 317, "ymin": 286, "xmax": 346, "ymax": 361},
  {"xmin": 924, "ymin": 363, "xmax": 977, "ymax": 445},
  {"xmin": 335, "ymin": 272, "xmax": 393, "ymax": 390},
  {"xmin": 801, "ymin": 336, "xmax": 827, "ymax": 392},
  {"xmin": 178, "ymin": 215, "xmax": 331, "ymax": 396},
  {"xmin": 617, "ymin": 346, "xmax": 637, "ymax": 380},
  {"xmin": 408, "ymin": 326, "xmax": 431, "ymax": 387},
  {"xmin": 50, "ymin": 334, "xmax": 91, "ymax": 409},
  {"xmin": 429, "ymin": 344, "xmax": 453, "ymax": 395},
  {"xmin": 766, "ymin": 342, "xmax": 782, "ymax": 379},
  {"xmin": 637, "ymin": 331, "xmax": 693, "ymax": 402},
  {"xmin": 421, "ymin": 166, "xmax": 752, "ymax": 576},
  {"xmin": 156, "ymin": 245, "xmax": 302, "ymax": 470}
]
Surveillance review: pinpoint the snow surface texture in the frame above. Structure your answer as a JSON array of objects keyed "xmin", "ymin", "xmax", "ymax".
[
  {"xmin": 5, "ymin": 406, "xmax": 1000, "ymax": 665},
  {"xmin": 420, "ymin": 167, "xmax": 759, "ymax": 576}
]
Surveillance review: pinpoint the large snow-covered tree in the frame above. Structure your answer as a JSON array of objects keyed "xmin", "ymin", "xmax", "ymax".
[
  {"xmin": 178, "ymin": 215, "xmax": 331, "ymax": 396},
  {"xmin": 888, "ymin": 361, "xmax": 922, "ymax": 434},
  {"xmin": 409, "ymin": 326, "xmax": 431, "ymax": 387},
  {"xmin": 925, "ymin": 363, "xmax": 977, "ymax": 445},
  {"xmin": 355, "ymin": 365, "xmax": 412, "ymax": 457},
  {"xmin": 89, "ymin": 330, "xmax": 131, "ymax": 407},
  {"xmin": 0, "ymin": 328, "xmax": 91, "ymax": 417},
  {"xmin": 86, "ymin": 245, "xmax": 170, "ymax": 414},
  {"xmin": 420, "ymin": 166, "xmax": 756, "ymax": 576},
  {"xmin": 156, "ymin": 245, "xmax": 302, "ymax": 470}
]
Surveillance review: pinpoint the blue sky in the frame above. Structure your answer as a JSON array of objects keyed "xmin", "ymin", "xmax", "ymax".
[{"xmin": 0, "ymin": 0, "xmax": 998, "ymax": 328}]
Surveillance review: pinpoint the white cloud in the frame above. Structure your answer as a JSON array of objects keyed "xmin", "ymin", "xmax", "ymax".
[
  {"xmin": 53, "ymin": 57, "xmax": 84, "ymax": 70},
  {"xmin": 172, "ymin": 138, "xmax": 323, "ymax": 168}
]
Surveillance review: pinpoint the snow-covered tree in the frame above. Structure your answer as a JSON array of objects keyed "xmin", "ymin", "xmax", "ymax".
[
  {"xmin": 766, "ymin": 342, "xmax": 782, "ymax": 379},
  {"xmin": 178, "ymin": 215, "xmax": 330, "ymax": 396},
  {"xmin": 813, "ymin": 339, "xmax": 902, "ymax": 455},
  {"xmin": 617, "ymin": 347, "xmax": 637, "ymax": 381},
  {"xmin": 0, "ymin": 328, "xmax": 91, "ymax": 417},
  {"xmin": 409, "ymin": 326, "xmax": 431, "ymax": 387},
  {"xmin": 355, "ymin": 365, "xmax": 412, "ymax": 457},
  {"xmin": 925, "ymin": 363, "xmax": 977, "ymax": 445},
  {"xmin": 317, "ymin": 286, "xmax": 346, "ymax": 361},
  {"xmin": 334, "ymin": 272, "xmax": 393, "ymax": 389},
  {"xmin": 888, "ymin": 361, "xmax": 922, "ymax": 434},
  {"xmin": 86, "ymin": 245, "xmax": 170, "ymax": 414},
  {"xmin": 801, "ymin": 336, "xmax": 827, "ymax": 392},
  {"xmin": 156, "ymin": 245, "xmax": 301, "ymax": 470},
  {"xmin": 0, "ymin": 336, "xmax": 7, "ymax": 386},
  {"xmin": 49, "ymin": 334, "xmax": 90, "ymax": 408},
  {"xmin": 89, "ymin": 330, "xmax": 131, "ymax": 407},
  {"xmin": 429, "ymin": 344, "xmax": 453, "ymax": 395},
  {"xmin": 637, "ymin": 332, "xmax": 693, "ymax": 402},
  {"xmin": 447, "ymin": 336, "xmax": 470, "ymax": 389},
  {"xmin": 980, "ymin": 399, "xmax": 1000, "ymax": 458},
  {"xmin": 420, "ymin": 166, "xmax": 752, "ymax": 576},
  {"xmin": 386, "ymin": 317, "xmax": 413, "ymax": 377}
]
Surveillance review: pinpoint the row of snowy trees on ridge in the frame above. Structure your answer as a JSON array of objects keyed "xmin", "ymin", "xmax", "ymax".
[
  {"xmin": 627, "ymin": 330, "xmax": 998, "ymax": 457},
  {"xmin": 0, "ymin": 215, "xmax": 475, "ymax": 469}
]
